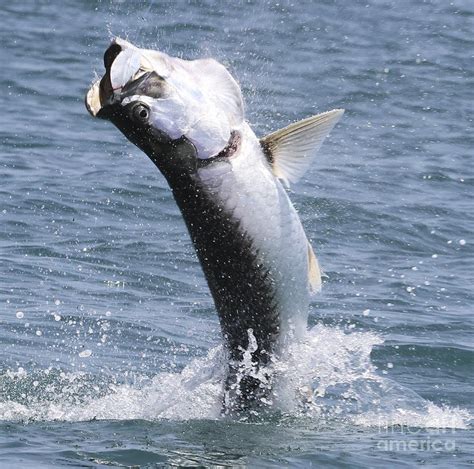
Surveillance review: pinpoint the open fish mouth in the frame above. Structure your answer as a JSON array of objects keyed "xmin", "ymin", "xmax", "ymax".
[{"xmin": 85, "ymin": 38, "xmax": 167, "ymax": 119}]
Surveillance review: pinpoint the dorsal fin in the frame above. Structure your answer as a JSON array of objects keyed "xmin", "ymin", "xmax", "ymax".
[
  {"xmin": 307, "ymin": 241, "xmax": 322, "ymax": 293},
  {"xmin": 261, "ymin": 109, "xmax": 344, "ymax": 186}
]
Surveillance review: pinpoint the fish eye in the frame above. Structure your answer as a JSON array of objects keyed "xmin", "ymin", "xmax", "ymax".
[{"xmin": 132, "ymin": 104, "xmax": 150, "ymax": 123}]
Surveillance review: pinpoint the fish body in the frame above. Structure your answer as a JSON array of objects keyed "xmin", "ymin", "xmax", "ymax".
[{"xmin": 86, "ymin": 38, "xmax": 343, "ymax": 413}]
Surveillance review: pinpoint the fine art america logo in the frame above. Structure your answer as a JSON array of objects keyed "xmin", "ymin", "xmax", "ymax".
[{"xmin": 375, "ymin": 419, "xmax": 458, "ymax": 452}]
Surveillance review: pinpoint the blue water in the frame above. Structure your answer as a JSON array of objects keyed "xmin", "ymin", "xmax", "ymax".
[{"xmin": 1, "ymin": 0, "xmax": 473, "ymax": 467}]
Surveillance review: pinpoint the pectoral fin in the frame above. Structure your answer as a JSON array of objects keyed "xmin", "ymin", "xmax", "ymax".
[{"xmin": 261, "ymin": 109, "xmax": 344, "ymax": 186}]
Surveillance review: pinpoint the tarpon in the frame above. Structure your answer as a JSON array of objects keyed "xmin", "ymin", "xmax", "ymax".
[{"xmin": 85, "ymin": 38, "xmax": 343, "ymax": 414}]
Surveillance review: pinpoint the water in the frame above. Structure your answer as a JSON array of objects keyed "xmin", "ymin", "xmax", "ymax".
[{"xmin": 1, "ymin": 0, "xmax": 473, "ymax": 466}]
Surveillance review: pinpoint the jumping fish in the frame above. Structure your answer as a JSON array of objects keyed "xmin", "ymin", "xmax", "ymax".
[{"xmin": 85, "ymin": 38, "xmax": 343, "ymax": 414}]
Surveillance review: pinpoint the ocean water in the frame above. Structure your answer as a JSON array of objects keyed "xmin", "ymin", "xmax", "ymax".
[{"xmin": 1, "ymin": 0, "xmax": 473, "ymax": 467}]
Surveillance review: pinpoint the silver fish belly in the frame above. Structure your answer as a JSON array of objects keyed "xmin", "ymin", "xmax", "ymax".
[
  {"xmin": 192, "ymin": 125, "xmax": 309, "ymax": 411},
  {"xmin": 197, "ymin": 123, "xmax": 310, "ymax": 344}
]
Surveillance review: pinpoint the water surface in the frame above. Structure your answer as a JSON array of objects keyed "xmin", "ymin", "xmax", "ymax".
[{"xmin": 0, "ymin": 0, "xmax": 473, "ymax": 467}]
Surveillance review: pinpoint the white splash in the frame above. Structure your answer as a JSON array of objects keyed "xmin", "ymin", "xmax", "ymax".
[{"xmin": 0, "ymin": 325, "xmax": 470, "ymax": 428}]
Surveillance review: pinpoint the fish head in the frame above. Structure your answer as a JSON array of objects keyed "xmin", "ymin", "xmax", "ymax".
[{"xmin": 86, "ymin": 38, "xmax": 244, "ymax": 176}]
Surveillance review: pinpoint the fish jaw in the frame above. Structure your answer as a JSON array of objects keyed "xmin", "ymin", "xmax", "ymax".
[{"xmin": 85, "ymin": 38, "xmax": 169, "ymax": 119}]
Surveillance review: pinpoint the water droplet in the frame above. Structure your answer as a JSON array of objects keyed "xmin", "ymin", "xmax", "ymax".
[{"xmin": 16, "ymin": 311, "xmax": 24, "ymax": 319}]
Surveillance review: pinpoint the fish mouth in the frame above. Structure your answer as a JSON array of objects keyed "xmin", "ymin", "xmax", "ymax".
[
  {"xmin": 85, "ymin": 41, "xmax": 121, "ymax": 118},
  {"xmin": 85, "ymin": 39, "xmax": 166, "ymax": 119}
]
